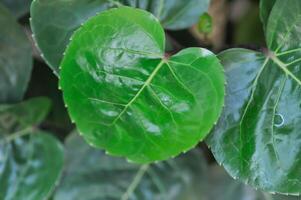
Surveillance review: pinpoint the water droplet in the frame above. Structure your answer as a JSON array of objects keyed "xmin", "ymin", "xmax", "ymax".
[{"xmin": 274, "ymin": 114, "xmax": 284, "ymax": 127}]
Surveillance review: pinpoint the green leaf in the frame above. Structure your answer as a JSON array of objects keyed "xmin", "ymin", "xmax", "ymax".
[
  {"xmin": 0, "ymin": 97, "xmax": 63, "ymax": 200},
  {"xmin": 59, "ymin": 7, "xmax": 225, "ymax": 163},
  {"xmin": 266, "ymin": 0, "xmax": 301, "ymax": 52},
  {"xmin": 30, "ymin": 0, "xmax": 209, "ymax": 74},
  {"xmin": 197, "ymin": 12, "xmax": 213, "ymax": 35},
  {"xmin": 0, "ymin": 0, "xmax": 31, "ymax": 18},
  {"xmin": 0, "ymin": 132, "xmax": 64, "ymax": 200},
  {"xmin": 207, "ymin": 0, "xmax": 301, "ymax": 194},
  {"xmin": 56, "ymin": 133, "xmax": 297, "ymax": 200},
  {"xmin": 54, "ymin": 132, "xmax": 208, "ymax": 200},
  {"xmin": 0, "ymin": 4, "xmax": 32, "ymax": 103},
  {"xmin": 259, "ymin": 0, "xmax": 276, "ymax": 30},
  {"xmin": 0, "ymin": 97, "xmax": 51, "ymax": 134}
]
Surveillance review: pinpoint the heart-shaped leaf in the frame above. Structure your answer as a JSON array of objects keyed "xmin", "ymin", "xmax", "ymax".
[
  {"xmin": 0, "ymin": 4, "xmax": 32, "ymax": 103},
  {"xmin": 0, "ymin": 0, "xmax": 31, "ymax": 18},
  {"xmin": 30, "ymin": 0, "xmax": 209, "ymax": 74},
  {"xmin": 0, "ymin": 98, "xmax": 64, "ymax": 200},
  {"xmin": 60, "ymin": 7, "xmax": 225, "ymax": 163},
  {"xmin": 54, "ymin": 132, "xmax": 208, "ymax": 200},
  {"xmin": 207, "ymin": 0, "xmax": 301, "ymax": 195}
]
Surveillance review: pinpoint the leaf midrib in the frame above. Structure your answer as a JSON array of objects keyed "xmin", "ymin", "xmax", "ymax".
[
  {"xmin": 238, "ymin": 48, "xmax": 301, "ymax": 170},
  {"xmin": 110, "ymin": 59, "xmax": 166, "ymax": 125}
]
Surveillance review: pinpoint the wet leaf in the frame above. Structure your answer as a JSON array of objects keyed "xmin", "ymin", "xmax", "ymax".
[
  {"xmin": 60, "ymin": 7, "xmax": 225, "ymax": 163},
  {"xmin": 207, "ymin": 0, "xmax": 301, "ymax": 194},
  {"xmin": 0, "ymin": 0, "xmax": 31, "ymax": 18}
]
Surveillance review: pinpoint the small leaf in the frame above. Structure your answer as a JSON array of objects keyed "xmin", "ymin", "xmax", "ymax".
[
  {"xmin": 0, "ymin": 0, "xmax": 32, "ymax": 18},
  {"xmin": 54, "ymin": 132, "xmax": 208, "ymax": 200},
  {"xmin": 0, "ymin": 132, "xmax": 64, "ymax": 200},
  {"xmin": 0, "ymin": 4, "xmax": 32, "ymax": 103},
  {"xmin": 60, "ymin": 7, "xmax": 225, "ymax": 163},
  {"xmin": 197, "ymin": 12, "xmax": 213, "ymax": 35},
  {"xmin": 30, "ymin": 0, "xmax": 209, "ymax": 74}
]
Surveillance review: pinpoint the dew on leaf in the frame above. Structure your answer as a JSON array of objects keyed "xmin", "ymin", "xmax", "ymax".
[{"xmin": 274, "ymin": 114, "xmax": 284, "ymax": 127}]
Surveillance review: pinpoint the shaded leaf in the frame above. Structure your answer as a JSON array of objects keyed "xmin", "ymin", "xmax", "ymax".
[
  {"xmin": 30, "ymin": 0, "xmax": 209, "ymax": 74},
  {"xmin": 59, "ymin": 7, "xmax": 225, "ymax": 163},
  {"xmin": 0, "ymin": 4, "xmax": 32, "ymax": 103},
  {"xmin": 0, "ymin": 132, "xmax": 64, "ymax": 200},
  {"xmin": 54, "ymin": 132, "xmax": 208, "ymax": 200},
  {"xmin": 0, "ymin": 97, "xmax": 63, "ymax": 200},
  {"xmin": 0, "ymin": 0, "xmax": 31, "ymax": 18},
  {"xmin": 56, "ymin": 133, "xmax": 298, "ymax": 200},
  {"xmin": 0, "ymin": 97, "xmax": 51, "ymax": 134}
]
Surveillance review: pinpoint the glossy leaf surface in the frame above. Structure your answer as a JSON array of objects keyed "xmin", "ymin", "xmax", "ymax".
[
  {"xmin": 0, "ymin": 0, "xmax": 31, "ymax": 17},
  {"xmin": 0, "ymin": 98, "xmax": 64, "ymax": 200},
  {"xmin": 30, "ymin": 0, "xmax": 209, "ymax": 73},
  {"xmin": 207, "ymin": 0, "xmax": 301, "ymax": 194},
  {"xmin": 54, "ymin": 133, "xmax": 208, "ymax": 200},
  {"xmin": 60, "ymin": 7, "xmax": 225, "ymax": 163},
  {"xmin": 0, "ymin": 4, "xmax": 32, "ymax": 103}
]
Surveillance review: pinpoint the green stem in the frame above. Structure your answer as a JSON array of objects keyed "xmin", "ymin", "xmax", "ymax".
[{"xmin": 121, "ymin": 164, "xmax": 149, "ymax": 200}]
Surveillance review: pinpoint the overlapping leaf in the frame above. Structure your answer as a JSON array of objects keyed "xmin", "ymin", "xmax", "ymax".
[
  {"xmin": 0, "ymin": 4, "xmax": 32, "ymax": 103},
  {"xmin": 0, "ymin": 98, "xmax": 64, "ymax": 200},
  {"xmin": 59, "ymin": 7, "xmax": 225, "ymax": 163},
  {"xmin": 30, "ymin": 0, "xmax": 209, "ymax": 73},
  {"xmin": 207, "ymin": 0, "xmax": 301, "ymax": 195}
]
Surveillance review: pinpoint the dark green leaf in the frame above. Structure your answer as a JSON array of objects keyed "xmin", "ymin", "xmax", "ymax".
[
  {"xmin": 0, "ymin": 0, "xmax": 31, "ymax": 18},
  {"xmin": 0, "ymin": 4, "xmax": 32, "ymax": 103},
  {"xmin": 259, "ymin": 0, "xmax": 276, "ymax": 30},
  {"xmin": 207, "ymin": 0, "xmax": 301, "ymax": 194},
  {"xmin": 0, "ymin": 132, "xmax": 64, "ymax": 200},
  {"xmin": 30, "ymin": 0, "xmax": 209, "ymax": 74},
  {"xmin": 54, "ymin": 132, "xmax": 208, "ymax": 200},
  {"xmin": 59, "ymin": 7, "xmax": 225, "ymax": 163},
  {"xmin": 0, "ymin": 97, "xmax": 63, "ymax": 200},
  {"xmin": 56, "ymin": 133, "xmax": 298, "ymax": 200},
  {"xmin": 0, "ymin": 97, "xmax": 51, "ymax": 134}
]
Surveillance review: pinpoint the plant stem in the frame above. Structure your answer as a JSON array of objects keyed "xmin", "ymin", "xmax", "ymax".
[{"xmin": 121, "ymin": 164, "xmax": 149, "ymax": 200}]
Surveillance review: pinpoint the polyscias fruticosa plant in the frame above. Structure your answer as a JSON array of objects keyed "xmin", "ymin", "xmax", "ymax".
[{"xmin": 0, "ymin": 0, "xmax": 301, "ymax": 199}]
